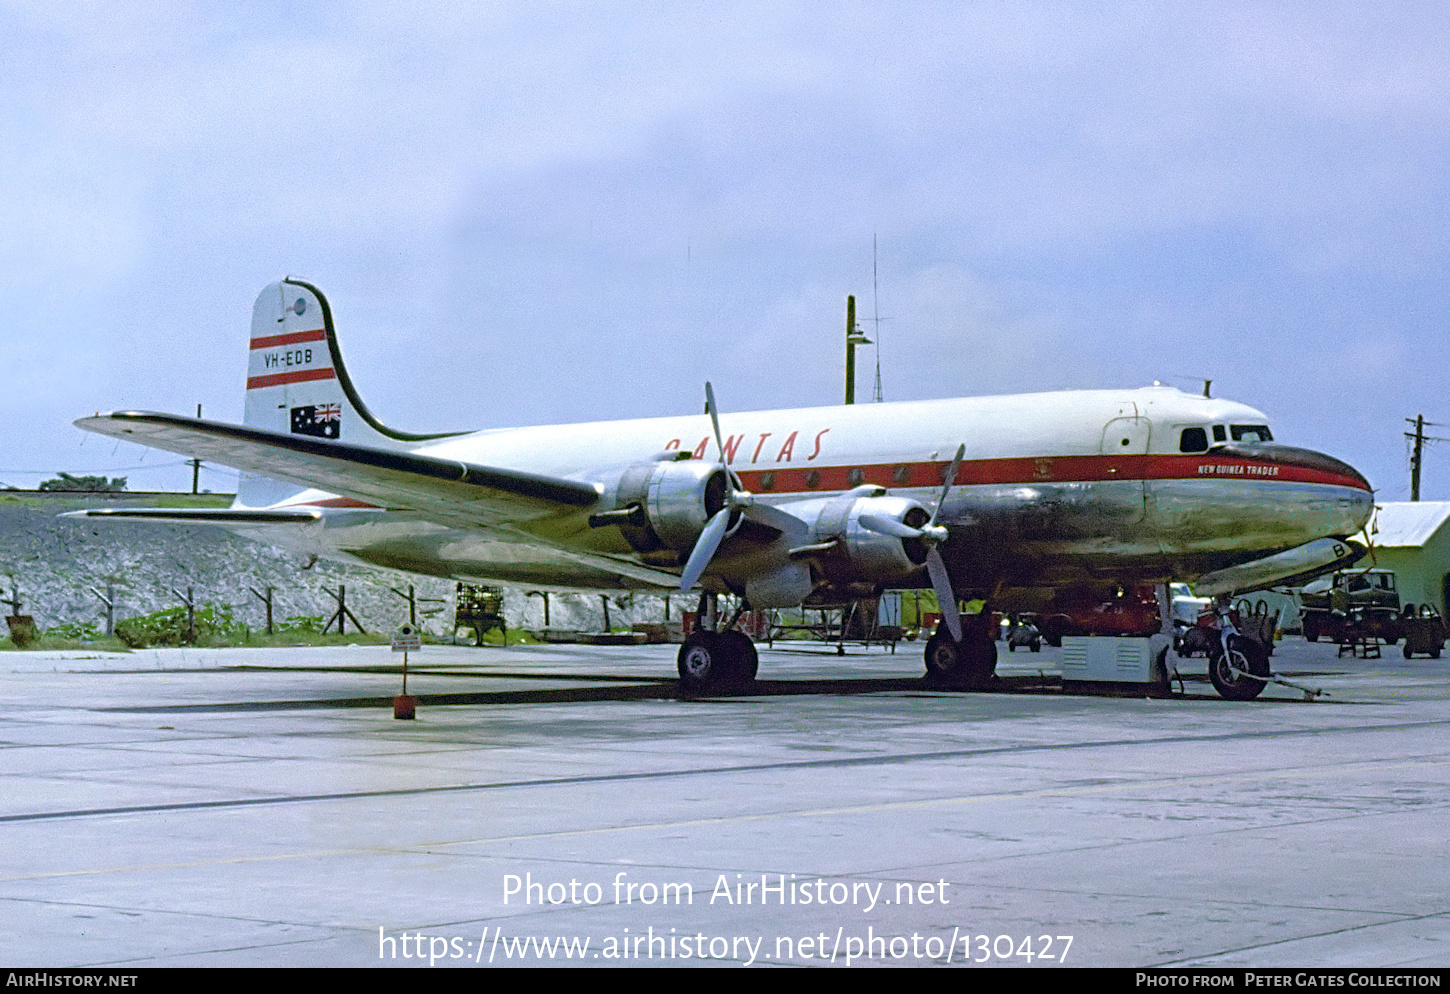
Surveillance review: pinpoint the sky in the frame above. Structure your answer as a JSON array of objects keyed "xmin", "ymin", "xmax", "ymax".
[{"xmin": 3, "ymin": 2, "xmax": 1449, "ymax": 500}]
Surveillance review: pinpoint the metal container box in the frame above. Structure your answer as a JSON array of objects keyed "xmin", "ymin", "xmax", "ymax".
[{"xmin": 1060, "ymin": 635, "xmax": 1155, "ymax": 683}]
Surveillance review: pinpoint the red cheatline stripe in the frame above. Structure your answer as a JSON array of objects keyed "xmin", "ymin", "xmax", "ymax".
[
  {"xmin": 286, "ymin": 497, "xmax": 380, "ymax": 509},
  {"xmin": 250, "ymin": 329, "xmax": 327, "ymax": 349},
  {"xmin": 730, "ymin": 453, "xmax": 1368, "ymax": 495},
  {"xmin": 246, "ymin": 368, "xmax": 337, "ymax": 390}
]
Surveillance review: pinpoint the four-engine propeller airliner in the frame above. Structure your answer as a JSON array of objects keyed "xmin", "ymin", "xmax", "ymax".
[{"xmin": 72, "ymin": 278, "xmax": 1374, "ymax": 700}]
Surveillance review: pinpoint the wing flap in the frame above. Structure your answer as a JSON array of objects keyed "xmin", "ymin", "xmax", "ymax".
[{"xmin": 74, "ymin": 412, "xmax": 600, "ymax": 526}]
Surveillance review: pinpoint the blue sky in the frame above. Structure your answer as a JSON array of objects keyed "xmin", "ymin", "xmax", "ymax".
[{"xmin": 3, "ymin": 2, "xmax": 1448, "ymax": 499}]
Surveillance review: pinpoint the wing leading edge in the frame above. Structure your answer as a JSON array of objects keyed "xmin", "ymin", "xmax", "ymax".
[{"xmin": 74, "ymin": 411, "xmax": 601, "ymax": 527}]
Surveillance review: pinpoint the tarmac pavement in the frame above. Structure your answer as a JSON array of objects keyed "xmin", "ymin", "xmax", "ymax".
[{"xmin": 1, "ymin": 636, "xmax": 1447, "ymax": 968}]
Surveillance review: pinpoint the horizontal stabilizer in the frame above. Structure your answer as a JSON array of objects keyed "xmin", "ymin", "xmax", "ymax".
[
  {"xmin": 61, "ymin": 507, "xmax": 323, "ymax": 525},
  {"xmin": 74, "ymin": 411, "xmax": 601, "ymax": 528}
]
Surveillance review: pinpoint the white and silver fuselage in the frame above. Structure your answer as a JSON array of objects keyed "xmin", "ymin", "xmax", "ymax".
[{"xmin": 252, "ymin": 386, "xmax": 1371, "ymax": 603}]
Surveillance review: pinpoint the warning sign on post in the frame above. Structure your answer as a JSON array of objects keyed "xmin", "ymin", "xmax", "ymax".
[{"xmin": 391, "ymin": 623, "xmax": 422, "ymax": 652}]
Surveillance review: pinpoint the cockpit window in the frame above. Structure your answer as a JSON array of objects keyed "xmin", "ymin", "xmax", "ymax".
[
  {"xmin": 1179, "ymin": 427, "xmax": 1208, "ymax": 453},
  {"xmin": 1212, "ymin": 425, "xmax": 1227, "ymax": 442},
  {"xmin": 1230, "ymin": 424, "xmax": 1272, "ymax": 443}
]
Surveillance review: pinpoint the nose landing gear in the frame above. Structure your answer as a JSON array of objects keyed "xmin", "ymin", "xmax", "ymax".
[{"xmin": 1207, "ymin": 635, "xmax": 1270, "ymax": 701}]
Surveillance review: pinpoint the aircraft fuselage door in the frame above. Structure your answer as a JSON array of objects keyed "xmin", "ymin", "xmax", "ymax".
[
  {"xmin": 1100, "ymin": 416, "xmax": 1151, "ymax": 455},
  {"xmin": 1100, "ymin": 416, "xmax": 1151, "ymax": 525}
]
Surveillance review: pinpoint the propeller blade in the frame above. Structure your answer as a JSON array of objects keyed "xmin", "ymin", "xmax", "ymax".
[
  {"xmin": 705, "ymin": 382, "xmax": 725, "ymax": 460},
  {"xmin": 678, "ymin": 507, "xmax": 732, "ymax": 592},
  {"xmin": 859, "ymin": 513, "xmax": 924, "ymax": 540},
  {"xmin": 744, "ymin": 501, "xmax": 808, "ymax": 537},
  {"xmin": 925, "ymin": 547, "xmax": 962, "ymax": 642},
  {"xmin": 929, "ymin": 443, "xmax": 966, "ymax": 528},
  {"xmin": 704, "ymin": 381, "xmax": 745, "ymax": 492}
]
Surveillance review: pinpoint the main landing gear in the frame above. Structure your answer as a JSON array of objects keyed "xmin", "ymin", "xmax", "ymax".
[
  {"xmin": 923, "ymin": 613, "xmax": 997, "ymax": 690},
  {"xmin": 677, "ymin": 593, "xmax": 759, "ymax": 693}
]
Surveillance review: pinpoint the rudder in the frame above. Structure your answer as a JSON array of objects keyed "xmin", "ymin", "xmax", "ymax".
[{"xmin": 236, "ymin": 278, "xmax": 462, "ymax": 507}]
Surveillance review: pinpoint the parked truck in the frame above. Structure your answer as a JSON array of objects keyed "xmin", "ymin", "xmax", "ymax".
[{"xmin": 1298, "ymin": 568, "xmax": 1445, "ymax": 658}]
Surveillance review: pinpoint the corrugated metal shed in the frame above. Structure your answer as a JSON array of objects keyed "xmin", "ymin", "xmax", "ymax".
[
  {"xmin": 1364, "ymin": 502, "xmax": 1450, "ymax": 618},
  {"xmin": 1371, "ymin": 501, "xmax": 1450, "ymax": 548}
]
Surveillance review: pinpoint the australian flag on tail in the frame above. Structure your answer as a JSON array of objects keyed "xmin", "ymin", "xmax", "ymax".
[{"xmin": 290, "ymin": 404, "xmax": 341, "ymax": 439}]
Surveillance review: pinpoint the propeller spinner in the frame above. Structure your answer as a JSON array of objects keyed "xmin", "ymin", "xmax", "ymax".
[
  {"xmin": 677, "ymin": 383, "xmax": 801, "ymax": 592},
  {"xmin": 859, "ymin": 443, "xmax": 967, "ymax": 641}
]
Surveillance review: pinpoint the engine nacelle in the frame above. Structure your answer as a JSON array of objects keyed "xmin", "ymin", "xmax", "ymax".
[
  {"xmin": 593, "ymin": 458, "xmax": 729, "ymax": 554},
  {"xmin": 810, "ymin": 491, "xmax": 930, "ymax": 585}
]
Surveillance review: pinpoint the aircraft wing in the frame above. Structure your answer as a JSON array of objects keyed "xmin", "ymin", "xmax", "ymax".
[{"xmin": 74, "ymin": 411, "xmax": 601, "ymax": 528}]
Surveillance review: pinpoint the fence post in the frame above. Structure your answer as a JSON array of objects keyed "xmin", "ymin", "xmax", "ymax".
[
  {"xmin": 1, "ymin": 582, "xmax": 21, "ymax": 617},
  {"xmin": 248, "ymin": 586, "xmax": 274, "ymax": 635},
  {"xmin": 169, "ymin": 586, "xmax": 196, "ymax": 642},
  {"xmin": 388, "ymin": 584, "xmax": 417, "ymax": 626},
  {"xmin": 88, "ymin": 584, "xmax": 116, "ymax": 636},
  {"xmin": 323, "ymin": 584, "xmax": 365, "ymax": 635}
]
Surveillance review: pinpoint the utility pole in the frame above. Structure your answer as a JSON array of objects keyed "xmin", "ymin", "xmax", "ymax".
[
  {"xmin": 190, "ymin": 403, "xmax": 203, "ymax": 493},
  {"xmin": 1409, "ymin": 414, "xmax": 1425, "ymax": 502},
  {"xmin": 844, "ymin": 295, "xmax": 871, "ymax": 405},
  {"xmin": 1405, "ymin": 415, "xmax": 1449, "ymax": 501},
  {"xmin": 871, "ymin": 235, "xmax": 885, "ymax": 403}
]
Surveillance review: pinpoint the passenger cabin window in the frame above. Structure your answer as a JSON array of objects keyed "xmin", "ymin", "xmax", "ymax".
[
  {"xmin": 1230, "ymin": 424, "xmax": 1273, "ymax": 443},
  {"xmin": 1179, "ymin": 427, "xmax": 1209, "ymax": 453},
  {"xmin": 1212, "ymin": 425, "xmax": 1227, "ymax": 442}
]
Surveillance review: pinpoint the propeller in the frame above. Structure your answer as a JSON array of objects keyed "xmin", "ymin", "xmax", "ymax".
[
  {"xmin": 677, "ymin": 383, "xmax": 782, "ymax": 593},
  {"xmin": 860, "ymin": 443, "xmax": 967, "ymax": 641},
  {"xmin": 1360, "ymin": 503, "xmax": 1381, "ymax": 567}
]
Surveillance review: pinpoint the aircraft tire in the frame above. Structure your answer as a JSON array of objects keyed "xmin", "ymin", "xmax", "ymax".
[
  {"xmin": 924, "ymin": 632, "xmax": 996, "ymax": 689},
  {"xmin": 1208, "ymin": 635, "xmax": 1269, "ymax": 701},
  {"xmin": 718, "ymin": 630, "xmax": 758, "ymax": 686},
  {"xmin": 677, "ymin": 632, "xmax": 729, "ymax": 692}
]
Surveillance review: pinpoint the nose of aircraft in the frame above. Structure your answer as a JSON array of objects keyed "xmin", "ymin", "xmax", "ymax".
[
  {"xmin": 1219, "ymin": 441, "xmax": 1373, "ymax": 534},
  {"xmin": 1234, "ymin": 443, "xmax": 1371, "ymax": 493}
]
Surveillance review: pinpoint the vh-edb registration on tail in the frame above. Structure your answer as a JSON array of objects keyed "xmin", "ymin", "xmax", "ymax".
[{"xmin": 73, "ymin": 278, "xmax": 1373, "ymax": 699}]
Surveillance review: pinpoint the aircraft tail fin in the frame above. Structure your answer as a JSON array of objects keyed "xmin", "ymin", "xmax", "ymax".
[{"xmin": 238, "ymin": 278, "xmax": 464, "ymax": 507}]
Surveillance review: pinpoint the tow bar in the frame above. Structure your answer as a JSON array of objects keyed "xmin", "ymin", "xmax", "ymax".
[{"xmin": 1227, "ymin": 665, "xmax": 1328, "ymax": 701}]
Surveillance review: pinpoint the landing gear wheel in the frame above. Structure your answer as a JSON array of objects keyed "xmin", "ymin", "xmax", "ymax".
[
  {"xmin": 678, "ymin": 630, "xmax": 756, "ymax": 691},
  {"xmin": 1208, "ymin": 635, "xmax": 1270, "ymax": 701},
  {"xmin": 1039, "ymin": 614, "xmax": 1068, "ymax": 649},
  {"xmin": 678, "ymin": 632, "xmax": 727, "ymax": 692},
  {"xmin": 924, "ymin": 631, "xmax": 997, "ymax": 689},
  {"xmin": 718, "ymin": 630, "xmax": 758, "ymax": 686}
]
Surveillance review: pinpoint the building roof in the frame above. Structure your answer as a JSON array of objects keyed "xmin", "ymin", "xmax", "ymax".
[{"xmin": 1371, "ymin": 501, "xmax": 1450, "ymax": 548}]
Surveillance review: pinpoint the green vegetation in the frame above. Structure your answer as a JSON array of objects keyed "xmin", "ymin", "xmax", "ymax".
[
  {"xmin": 1, "ymin": 605, "xmax": 402, "ymax": 650},
  {"xmin": 38, "ymin": 473, "xmax": 127, "ymax": 492},
  {"xmin": 0, "ymin": 621, "xmax": 130, "ymax": 652},
  {"xmin": 114, "ymin": 604, "xmax": 246, "ymax": 648},
  {"xmin": 275, "ymin": 615, "xmax": 325, "ymax": 634},
  {"xmin": 45, "ymin": 621, "xmax": 103, "ymax": 640}
]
